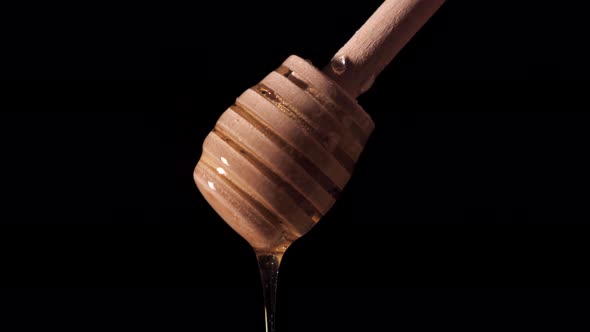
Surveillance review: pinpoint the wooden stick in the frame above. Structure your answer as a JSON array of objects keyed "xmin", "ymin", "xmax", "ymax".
[{"xmin": 323, "ymin": 0, "xmax": 446, "ymax": 98}]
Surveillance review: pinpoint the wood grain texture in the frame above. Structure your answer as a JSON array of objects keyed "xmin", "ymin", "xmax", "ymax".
[
  {"xmin": 195, "ymin": 56, "xmax": 374, "ymax": 251},
  {"xmin": 323, "ymin": 0, "xmax": 446, "ymax": 98}
]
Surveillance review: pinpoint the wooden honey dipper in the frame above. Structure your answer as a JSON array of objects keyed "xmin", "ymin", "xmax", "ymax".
[{"xmin": 194, "ymin": 0, "xmax": 445, "ymax": 330}]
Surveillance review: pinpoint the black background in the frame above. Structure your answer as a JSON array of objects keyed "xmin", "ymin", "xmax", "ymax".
[{"xmin": 2, "ymin": 1, "xmax": 589, "ymax": 331}]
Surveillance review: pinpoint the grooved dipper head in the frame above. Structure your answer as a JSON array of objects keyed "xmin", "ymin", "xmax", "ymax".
[{"xmin": 194, "ymin": 55, "xmax": 374, "ymax": 252}]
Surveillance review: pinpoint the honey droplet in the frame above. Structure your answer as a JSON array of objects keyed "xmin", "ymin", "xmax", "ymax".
[{"xmin": 330, "ymin": 55, "xmax": 348, "ymax": 75}]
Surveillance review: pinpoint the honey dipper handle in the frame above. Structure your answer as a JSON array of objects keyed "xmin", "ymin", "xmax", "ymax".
[{"xmin": 323, "ymin": 0, "xmax": 446, "ymax": 98}]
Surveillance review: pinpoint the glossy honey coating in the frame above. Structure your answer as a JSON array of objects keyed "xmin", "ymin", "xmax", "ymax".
[{"xmin": 194, "ymin": 55, "xmax": 375, "ymax": 252}]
